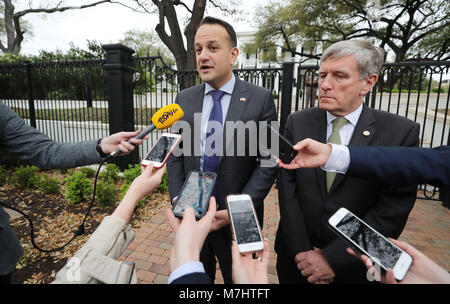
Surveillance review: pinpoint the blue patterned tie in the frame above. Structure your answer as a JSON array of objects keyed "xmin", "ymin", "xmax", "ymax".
[{"xmin": 203, "ymin": 90, "xmax": 225, "ymax": 198}]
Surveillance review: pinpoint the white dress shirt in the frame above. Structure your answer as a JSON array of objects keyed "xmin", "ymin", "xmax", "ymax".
[
  {"xmin": 322, "ymin": 144, "xmax": 351, "ymax": 174},
  {"xmin": 322, "ymin": 103, "xmax": 363, "ymax": 173},
  {"xmin": 325, "ymin": 102, "xmax": 363, "ymax": 145},
  {"xmin": 167, "ymin": 261, "xmax": 206, "ymax": 284},
  {"xmin": 200, "ymin": 74, "xmax": 236, "ymax": 170}
]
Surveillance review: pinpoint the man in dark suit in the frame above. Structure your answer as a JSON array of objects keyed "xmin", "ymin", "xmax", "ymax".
[
  {"xmin": 275, "ymin": 40, "xmax": 420, "ymax": 284},
  {"xmin": 277, "ymin": 139, "xmax": 450, "ymax": 188},
  {"xmin": 166, "ymin": 17, "xmax": 277, "ymax": 284}
]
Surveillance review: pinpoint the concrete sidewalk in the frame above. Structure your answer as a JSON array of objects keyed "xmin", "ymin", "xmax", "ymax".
[{"xmin": 119, "ymin": 186, "xmax": 450, "ymax": 284}]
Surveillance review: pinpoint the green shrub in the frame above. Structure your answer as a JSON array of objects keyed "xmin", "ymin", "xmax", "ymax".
[
  {"xmin": 80, "ymin": 167, "xmax": 96, "ymax": 178},
  {"xmin": 38, "ymin": 174, "xmax": 61, "ymax": 194},
  {"xmin": 0, "ymin": 166, "xmax": 7, "ymax": 186},
  {"xmin": 123, "ymin": 164, "xmax": 141, "ymax": 185},
  {"xmin": 95, "ymin": 180, "xmax": 118, "ymax": 208},
  {"xmin": 156, "ymin": 170, "xmax": 168, "ymax": 192},
  {"xmin": 432, "ymin": 87, "xmax": 446, "ymax": 93},
  {"xmin": 8, "ymin": 165, "xmax": 40, "ymax": 189},
  {"xmin": 99, "ymin": 164, "xmax": 120, "ymax": 182},
  {"xmin": 65, "ymin": 171, "xmax": 93, "ymax": 204},
  {"xmin": 59, "ymin": 168, "xmax": 69, "ymax": 174}
]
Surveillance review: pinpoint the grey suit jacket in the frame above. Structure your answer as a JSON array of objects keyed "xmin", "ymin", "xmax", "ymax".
[
  {"xmin": 0, "ymin": 101, "xmax": 103, "ymax": 275},
  {"xmin": 166, "ymin": 78, "xmax": 277, "ymax": 226},
  {"xmin": 275, "ymin": 105, "xmax": 420, "ymax": 283}
]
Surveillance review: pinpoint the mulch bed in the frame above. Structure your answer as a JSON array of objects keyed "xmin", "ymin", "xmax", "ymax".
[{"xmin": 0, "ymin": 170, "xmax": 170, "ymax": 284}]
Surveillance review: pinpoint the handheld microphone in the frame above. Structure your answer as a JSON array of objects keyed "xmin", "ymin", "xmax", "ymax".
[{"xmin": 108, "ymin": 103, "xmax": 184, "ymax": 158}]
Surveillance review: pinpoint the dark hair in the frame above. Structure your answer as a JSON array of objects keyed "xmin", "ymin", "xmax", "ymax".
[{"xmin": 198, "ymin": 16, "xmax": 237, "ymax": 48}]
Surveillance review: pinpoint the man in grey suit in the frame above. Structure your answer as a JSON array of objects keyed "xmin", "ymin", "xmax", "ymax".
[
  {"xmin": 275, "ymin": 40, "xmax": 420, "ymax": 284},
  {"xmin": 166, "ymin": 17, "xmax": 277, "ymax": 283},
  {"xmin": 0, "ymin": 101, "xmax": 144, "ymax": 283}
]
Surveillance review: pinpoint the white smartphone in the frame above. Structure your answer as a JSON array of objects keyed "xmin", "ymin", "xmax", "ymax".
[
  {"xmin": 328, "ymin": 207, "xmax": 412, "ymax": 281},
  {"xmin": 141, "ymin": 133, "xmax": 181, "ymax": 169},
  {"xmin": 226, "ymin": 194, "xmax": 264, "ymax": 253}
]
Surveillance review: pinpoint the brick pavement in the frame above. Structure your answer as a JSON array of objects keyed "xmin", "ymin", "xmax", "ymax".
[{"xmin": 119, "ymin": 186, "xmax": 450, "ymax": 284}]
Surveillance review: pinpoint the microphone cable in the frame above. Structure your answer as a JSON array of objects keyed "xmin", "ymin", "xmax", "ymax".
[{"xmin": 0, "ymin": 157, "xmax": 109, "ymax": 253}]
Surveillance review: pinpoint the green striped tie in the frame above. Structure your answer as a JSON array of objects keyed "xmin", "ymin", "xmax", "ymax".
[{"xmin": 326, "ymin": 117, "xmax": 348, "ymax": 191}]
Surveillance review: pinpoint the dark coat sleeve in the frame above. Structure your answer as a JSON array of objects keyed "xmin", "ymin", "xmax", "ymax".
[
  {"xmin": 0, "ymin": 102, "xmax": 101, "ymax": 170},
  {"xmin": 347, "ymin": 145, "xmax": 450, "ymax": 188}
]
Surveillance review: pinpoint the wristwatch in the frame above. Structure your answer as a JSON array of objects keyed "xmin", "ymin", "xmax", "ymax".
[{"xmin": 96, "ymin": 138, "xmax": 108, "ymax": 158}]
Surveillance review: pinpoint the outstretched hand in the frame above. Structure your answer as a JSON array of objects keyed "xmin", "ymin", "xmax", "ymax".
[
  {"xmin": 100, "ymin": 131, "xmax": 148, "ymax": 156},
  {"xmin": 276, "ymin": 138, "xmax": 332, "ymax": 170}
]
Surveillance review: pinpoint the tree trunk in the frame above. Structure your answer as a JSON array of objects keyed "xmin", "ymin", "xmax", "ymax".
[
  {"xmin": 153, "ymin": 0, "xmax": 205, "ymax": 90},
  {"xmin": 1, "ymin": 0, "xmax": 22, "ymax": 54}
]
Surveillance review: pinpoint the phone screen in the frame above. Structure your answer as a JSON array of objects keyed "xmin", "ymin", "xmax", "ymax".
[
  {"xmin": 144, "ymin": 136, "xmax": 177, "ymax": 163},
  {"xmin": 335, "ymin": 213, "xmax": 402, "ymax": 269},
  {"xmin": 229, "ymin": 199, "xmax": 262, "ymax": 245},
  {"xmin": 173, "ymin": 172, "xmax": 216, "ymax": 218}
]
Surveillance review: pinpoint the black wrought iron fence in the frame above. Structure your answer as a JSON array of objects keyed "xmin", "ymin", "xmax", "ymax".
[
  {"xmin": 291, "ymin": 60, "xmax": 450, "ymax": 201},
  {"xmin": 0, "ymin": 46, "xmax": 448, "ymax": 203},
  {"xmin": 0, "ymin": 59, "xmax": 109, "ymax": 144}
]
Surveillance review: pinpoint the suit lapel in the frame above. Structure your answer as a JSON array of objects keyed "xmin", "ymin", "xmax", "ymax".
[
  {"xmin": 328, "ymin": 105, "xmax": 376, "ymax": 192},
  {"xmin": 314, "ymin": 110, "xmax": 329, "ymax": 197},
  {"xmin": 219, "ymin": 78, "xmax": 249, "ymax": 165},
  {"xmin": 191, "ymin": 84, "xmax": 205, "ymax": 170}
]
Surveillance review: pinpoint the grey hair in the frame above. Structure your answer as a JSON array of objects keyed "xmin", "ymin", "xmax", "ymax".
[{"xmin": 320, "ymin": 40, "xmax": 385, "ymax": 79}]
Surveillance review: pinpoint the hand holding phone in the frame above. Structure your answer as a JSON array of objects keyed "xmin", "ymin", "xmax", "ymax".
[
  {"xmin": 226, "ymin": 194, "xmax": 264, "ymax": 253},
  {"xmin": 172, "ymin": 171, "xmax": 217, "ymax": 219},
  {"xmin": 328, "ymin": 207, "xmax": 412, "ymax": 281},
  {"xmin": 167, "ymin": 197, "xmax": 217, "ymax": 272},
  {"xmin": 141, "ymin": 133, "xmax": 181, "ymax": 169}
]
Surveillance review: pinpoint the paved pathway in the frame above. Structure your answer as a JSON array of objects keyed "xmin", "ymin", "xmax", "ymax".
[{"xmin": 119, "ymin": 186, "xmax": 450, "ymax": 284}]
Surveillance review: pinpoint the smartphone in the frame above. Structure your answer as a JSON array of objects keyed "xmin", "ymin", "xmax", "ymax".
[
  {"xmin": 172, "ymin": 171, "xmax": 217, "ymax": 219},
  {"xmin": 267, "ymin": 123, "xmax": 295, "ymax": 163},
  {"xmin": 328, "ymin": 207, "xmax": 412, "ymax": 281},
  {"xmin": 141, "ymin": 133, "xmax": 181, "ymax": 169},
  {"xmin": 226, "ymin": 194, "xmax": 264, "ymax": 253}
]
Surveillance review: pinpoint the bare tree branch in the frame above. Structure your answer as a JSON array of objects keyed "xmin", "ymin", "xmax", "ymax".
[{"xmin": 13, "ymin": 0, "xmax": 113, "ymax": 18}]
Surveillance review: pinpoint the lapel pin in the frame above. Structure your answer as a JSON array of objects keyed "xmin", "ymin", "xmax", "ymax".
[
  {"xmin": 240, "ymin": 97, "xmax": 246, "ymax": 102},
  {"xmin": 363, "ymin": 130, "xmax": 370, "ymax": 137}
]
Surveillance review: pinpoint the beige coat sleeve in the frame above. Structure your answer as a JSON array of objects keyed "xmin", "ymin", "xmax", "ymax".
[{"xmin": 52, "ymin": 216, "xmax": 137, "ymax": 284}]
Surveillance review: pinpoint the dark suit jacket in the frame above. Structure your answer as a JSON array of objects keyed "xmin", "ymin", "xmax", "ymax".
[
  {"xmin": 171, "ymin": 272, "xmax": 211, "ymax": 284},
  {"xmin": 275, "ymin": 105, "xmax": 420, "ymax": 283},
  {"xmin": 347, "ymin": 145, "xmax": 450, "ymax": 188},
  {"xmin": 166, "ymin": 78, "xmax": 277, "ymax": 226}
]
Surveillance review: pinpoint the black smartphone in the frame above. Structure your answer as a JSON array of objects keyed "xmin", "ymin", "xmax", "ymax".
[
  {"xmin": 268, "ymin": 123, "xmax": 295, "ymax": 163},
  {"xmin": 172, "ymin": 171, "xmax": 217, "ymax": 219}
]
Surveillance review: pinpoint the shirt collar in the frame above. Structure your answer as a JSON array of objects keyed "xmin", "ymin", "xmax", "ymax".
[
  {"xmin": 204, "ymin": 73, "xmax": 236, "ymax": 96},
  {"xmin": 326, "ymin": 102, "xmax": 363, "ymax": 127}
]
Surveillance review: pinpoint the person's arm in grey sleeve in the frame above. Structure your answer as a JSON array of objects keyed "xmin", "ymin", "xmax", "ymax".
[
  {"xmin": 0, "ymin": 102, "xmax": 100, "ymax": 169},
  {"xmin": 0, "ymin": 102, "xmax": 144, "ymax": 169}
]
